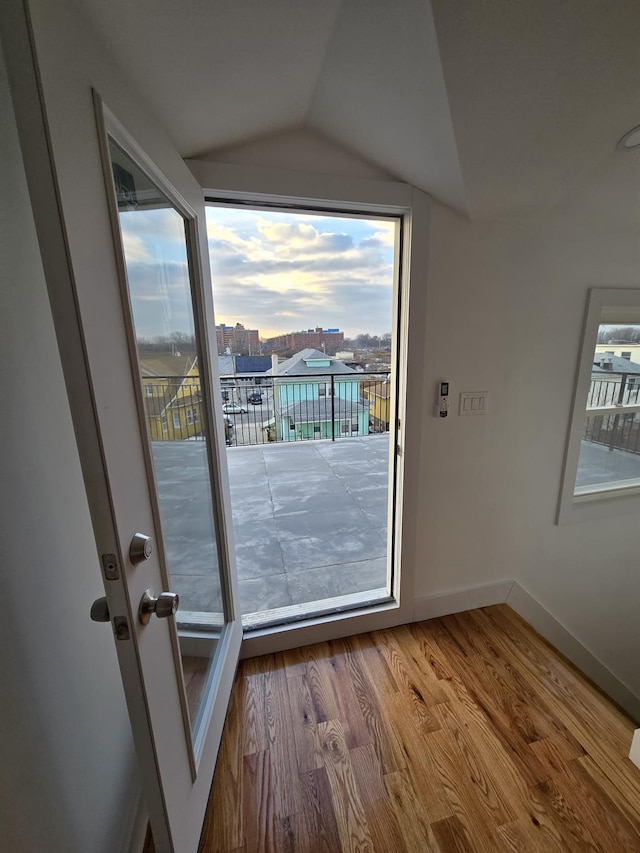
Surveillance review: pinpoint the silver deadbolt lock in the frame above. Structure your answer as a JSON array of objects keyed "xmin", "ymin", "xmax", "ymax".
[
  {"xmin": 139, "ymin": 588, "xmax": 179, "ymax": 625},
  {"xmin": 130, "ymin": 533, "xmax": 153, "ymax": 565}
]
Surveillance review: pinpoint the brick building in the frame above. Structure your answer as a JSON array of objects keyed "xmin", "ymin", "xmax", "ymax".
[
  {"xmin": 265, "ymin": 327, "xmax": 344, "ymax": 356},
  {"xmin": 216, "ymin": 323, "xmax": 260, "ymax": 356}
]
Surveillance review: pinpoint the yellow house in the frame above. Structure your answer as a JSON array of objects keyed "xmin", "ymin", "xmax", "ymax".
[
  {"xmin": 140, "ymin": 355, "xmax": 203, "ymax": 440},
  {"xmin": 363, "ymin": 380, "xmax": 392, "ymax": 431}
]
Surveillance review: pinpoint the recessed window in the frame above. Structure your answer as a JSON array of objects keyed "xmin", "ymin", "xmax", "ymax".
[{"xmin": 559, "ymin": 289, "xmax": 640, "ymax": 522}]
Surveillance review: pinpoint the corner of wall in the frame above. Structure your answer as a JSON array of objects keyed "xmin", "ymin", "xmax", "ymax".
[{"xmin": 507, "ymin": 581, "xmax": 640, "ymax": 722}]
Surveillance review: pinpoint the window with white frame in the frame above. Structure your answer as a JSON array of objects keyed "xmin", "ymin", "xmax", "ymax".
[
  {"xmin": 172, "ymin": 412, "xmax": 181, "ymax": 429},
  {"xmin": 186, "ymin": 408, "xmax": 199, "ymax": 425},
  {"xmin": 559, "ymin": 289, "xmax": 640, "ymax": 522}
]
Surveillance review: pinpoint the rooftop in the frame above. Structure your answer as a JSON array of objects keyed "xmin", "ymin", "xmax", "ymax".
[
  {"xmin": 152, "ymin": 434, "xmax": 636, "ymax": 628},
  {"xmin": 153, "ymin": 435, "xmax": 389, "ymax": 626},
  {"xmin": 269, "ymin": 348, "xmax": 356, "ymax": 376}
]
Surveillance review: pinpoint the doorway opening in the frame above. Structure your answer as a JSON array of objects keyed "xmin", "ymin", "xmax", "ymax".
[{"xmin": 204, "ymin": 203, "xmax": 403, "ymax": 629}]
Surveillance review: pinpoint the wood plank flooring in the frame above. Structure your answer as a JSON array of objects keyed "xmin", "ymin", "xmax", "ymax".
[{"xmin": 198, "ymin": 604, "xmax": 640, "ymax": 852}]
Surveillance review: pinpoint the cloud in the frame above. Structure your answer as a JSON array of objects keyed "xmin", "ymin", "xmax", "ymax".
[
  {"xmin": 206, "ymin": 207, "xmax": 396, "ymax": 338},
  {"xmin": 125, "ymin": 259, "xmax": 195, "ymax": 339},
  {"xmin": 122, "ymin": 231, "xmax": 151, "ymax": 262}
]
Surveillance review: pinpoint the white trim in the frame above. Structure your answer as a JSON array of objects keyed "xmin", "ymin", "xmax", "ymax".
[
  {"xmin": 575, "ymin": 480, "xmax": 640, "ymax": 500},
  {"xmin": 191, "ymin": 160, "xmax": 430, "ymax": 649},
  {"xmin": 127, "ymin": 793, "xmax": 148, "ymax": 853},
  {"xmin": 242, "ymin": 588, "xmax": 389, "ymax": 632},
  {"xmin": 410, "ymin": 578, "xmax": 640, "ymax": 722},
  {"xmin": 411, "ymin": 579, "xmax": 515, "ymax": 622},
  {"xmin": 507, "ymin": 581, "xmax": 640, "ymax": 721},
  {"xmin": 558, "ymin": 287, "xmax": 640, "ymax": 525},
  {"xmin": 187, "ymin": 160, "xmax": 413, "ymax": 212},
  {"xmin": 630, "ymin": 729, "xmax": 640, "ymax": 769},
  {"xmin": 241, "ymin": 598, "xmax": 406, "ymax": 658}
]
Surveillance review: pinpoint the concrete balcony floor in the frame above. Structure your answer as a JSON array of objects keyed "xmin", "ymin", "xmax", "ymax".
[
  {"xmin": 152, "ymin": 435, "xmax": 640, "ymax": 626},
  {"xmin": 153, "ymin": 436, "xmax": 390, "ymax": 622}
]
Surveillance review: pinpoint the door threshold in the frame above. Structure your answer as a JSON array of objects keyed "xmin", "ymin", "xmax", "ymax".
[{"xmin": 242, "ymin": 587, "xmax": 393, "ymax": 632}]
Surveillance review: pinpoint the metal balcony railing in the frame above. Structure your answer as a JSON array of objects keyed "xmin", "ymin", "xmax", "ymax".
[
  {"xmin": 142, "ymin": 371, "xmax": 393, "ymax": 447},
  {"xmin": 583, "ymin": 371, "xmax": 640, "ymax": 455}
]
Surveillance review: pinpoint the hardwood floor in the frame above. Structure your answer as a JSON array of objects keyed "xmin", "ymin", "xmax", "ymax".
[
  {"xmin": 197, "ymin": 605, "xmax": 640, "ymax": 852},
  {"xmin": 182, "ymin": 655, "xmax": 211, "ymax": 726}
]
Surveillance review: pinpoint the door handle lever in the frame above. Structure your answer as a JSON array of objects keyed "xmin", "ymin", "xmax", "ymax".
[{"xmin": 90, "ymin": 596, "xmax": 110, "ymax": 622}]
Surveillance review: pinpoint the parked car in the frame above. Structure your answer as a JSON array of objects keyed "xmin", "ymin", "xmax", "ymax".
[
  {"xmin": 222, "ymin": 402, "xmax": 247, "ymax": 414},
  {"xmin": 247, "ymin": 392, "xmax": 263, "ymax": 405}
]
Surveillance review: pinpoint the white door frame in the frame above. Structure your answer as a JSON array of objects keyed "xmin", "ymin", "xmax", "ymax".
[{"xmin": 191, "ymin": 160, "xmax": 431, "ymax": 656}]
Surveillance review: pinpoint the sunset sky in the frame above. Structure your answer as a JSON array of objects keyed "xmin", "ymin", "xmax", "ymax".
[
  {"xmin": 118, "ymin": 204, "xmax": 397, "ymax": 343},
  {"xmin": 206, "ymin": 206, "xmax": 397, "ymax": 339}
]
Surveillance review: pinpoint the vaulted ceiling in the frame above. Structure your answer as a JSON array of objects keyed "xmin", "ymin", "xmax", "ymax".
[{"xmin": 76, "ymin": 0, "xmax": 640, "ymax": 222}]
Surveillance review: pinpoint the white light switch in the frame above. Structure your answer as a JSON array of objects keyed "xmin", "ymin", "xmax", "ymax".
[{"xmin": 459, "ymin": 391, "xmax": 488, "ymax": 416}]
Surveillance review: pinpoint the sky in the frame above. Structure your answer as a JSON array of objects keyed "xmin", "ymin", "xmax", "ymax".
[
  {"xmin": 206, "ymin": 206, "xmax": 397, "ymax": 339},
  {"xmin": 117, "ymin": 204, "xmax": 397, "ymax": 342},
  {"xmin": 119, "ymin": 206, "xmax": 196, "ymax": 341}
]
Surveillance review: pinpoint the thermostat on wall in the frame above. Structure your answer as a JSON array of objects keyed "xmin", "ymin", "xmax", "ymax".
[{"xmin": 436, "ymin": 381, "xmax": 449, "ymax": 417}]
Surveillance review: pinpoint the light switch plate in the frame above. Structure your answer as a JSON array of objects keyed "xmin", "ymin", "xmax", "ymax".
[{"xmin": 459, "ymin": 391, "xmax": 488, "ymax": 416}]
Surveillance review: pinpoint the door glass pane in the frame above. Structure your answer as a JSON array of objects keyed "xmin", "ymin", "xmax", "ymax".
[
  {"xmin": 207, "ymin": 204, "xmax": 398, "ymax": 629},
  {"xmin": 108, "ymin": 138, "xmax": 224, "ymax": 739}
]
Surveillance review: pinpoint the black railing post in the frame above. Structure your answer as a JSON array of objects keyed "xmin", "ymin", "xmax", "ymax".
[{"xmin": 331, "ymin": 375, "xmax": 335, "ymax": 441}]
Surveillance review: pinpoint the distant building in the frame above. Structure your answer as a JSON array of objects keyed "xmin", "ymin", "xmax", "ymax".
[
  {"xmin": 266, "ymin": 348, "xmax": 368, "ymax": 441},
  {"xmin": 216, "ymin": 322, "xmax": 260, "ymax": 356},
  {"xmin": 265, "ymin": 327, "xmax": 344, "ymax": 356},
  {"xmin": 218, "ymin": 354, "xmax": 271, "ymax": 388},
  {"xmin": 595, "ymin": 343, "xmax": 640, "ymax": 363},
  {"xmin": 139, "ymin": 355, "xmax": 203, "ymax": 440}
]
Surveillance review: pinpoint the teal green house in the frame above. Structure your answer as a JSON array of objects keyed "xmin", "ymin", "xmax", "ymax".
[{"xmin": 267, "ymin": 349, "xmax": 369, "ymax": 441}]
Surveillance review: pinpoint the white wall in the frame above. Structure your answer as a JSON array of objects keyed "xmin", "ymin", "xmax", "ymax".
[
  {"xmin": 418, "ymin": 200, "xmax": 640, "ymax": 700},
  {"xmin": 0, "ymin": 45, "xmax": 139, "ymax": 853},
  {"xmin": 199, "ymin": 126, "xmax": 640, "ymax": 709}
]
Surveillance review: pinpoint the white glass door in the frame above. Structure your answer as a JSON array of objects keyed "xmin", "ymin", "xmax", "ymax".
[
  {"xmin": 0, "ymin": 8, "xmax": 242, "ymax": 845},
  {"xmin": 90, "ymin": 103, "xmax": 242, "ymax": 853}
]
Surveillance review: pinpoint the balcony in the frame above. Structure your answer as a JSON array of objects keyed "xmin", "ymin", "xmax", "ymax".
[
  {"xmin": 144, "ymin": 372, "xmax": 392, "ymax": 626},
  {"xmin": 576, "ymin": 370, "xmax": 640, "ymax": 493}
]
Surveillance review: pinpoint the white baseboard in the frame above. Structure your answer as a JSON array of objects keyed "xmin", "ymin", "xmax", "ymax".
[
  {"xmin": 507, "ymin": 581, "xmax": 640, "ymax": 722},
  {"xmin": 127, "ymin": 791, "xmax": 148, "ymax": 853},
  {"xmin": 411, "ymin": 577, "xmax": 640, "ymax": 724},
  {"xmin": 630, "ymin": 730, "xmax": 640, "ymax": 769},
  {"xmin": 412, "ymin": 578, "xmax": 515, "ymax": 622}
]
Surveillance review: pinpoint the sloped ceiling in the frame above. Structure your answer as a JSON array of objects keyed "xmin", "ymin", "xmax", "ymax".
[
  {"xmin": 430, "ymin": 0, "xmax": 640, "ymax": 221},
  {"xmin": 75, "ymin": 0, "xmax": 640, "ymax": 221}
]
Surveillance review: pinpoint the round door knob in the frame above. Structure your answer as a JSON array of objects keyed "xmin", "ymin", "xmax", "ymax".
[{"xmin": 138, "ymin": 588, "xmax": 179, "ymax": 625}]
